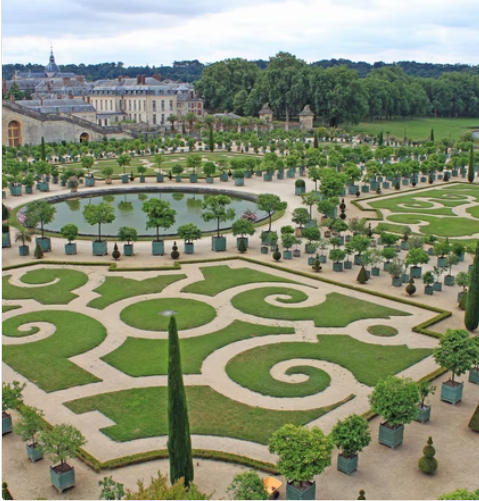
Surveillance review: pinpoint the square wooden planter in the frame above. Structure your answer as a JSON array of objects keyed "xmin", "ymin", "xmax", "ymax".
[
  {"xmin": 92, "ymin": 240, "xmax": 108, "ymax": 256},
  {"xmin": 121, "ymin": 174, "xmax": 129, "ymax": 183},
  {"xmin": 236, "ymin": 237, "xmax": 248, "ymax": 249},
  {"xmin": 156, "ymin": 174, "xmax": 164, "ymax": 183},
  {"xmin": 337, "ymin": 454, "xmax": 358, "ymax": 475},
  {"xmin": 26, "ymin": 443, "xmax": 44, "ymax": 462},
  {"xmin": 123, "ymin": 244, "xmax": 134, "ymax": 256},
  {"xmin": 378, "ymin": 423, "xmax": 404, "ymax": 449},
  {"xmin": 85, "ymin": 177, "xmax": 95, "ymax": 187},
  {"xmin": 469, "ymin": 368, "xmax": 479, "ymax": 385},
  {"xmin": 64, "ymin": 243, "xmax": 77, "ymax": 255},
  {"xmin": 416, "ymin": 405, "xmax": 431, "ymax": 424},
  {"xmin": 36, "ymin": 237, "xmax": 52, "ymax": 252},
  {"xmin": 152, "ymin": 240, "xmax": 165, "ymax": 256},
  {"xmin": 2, "ymin": 413, "xmax": 12, "ymax": 435},
  {"xmin": 184, "ymin": 242, "xmax": 195, "ymax": 254},
  {"xmin": 286, "ymin": 481, "xmax": 316, "ymax": 500},
  {"xmin": 50, "ymin": 465, "xmax": 75, "ymax": 493},
  {"xmin": 333, "ymin": 262, "xmax": 343, "ymax": 272},
  {"xmin": 212, "ymin": 236, "xmax": 226, "ymax": 252},
  {"xmin": 441, "ymin": 381, "xmax": 463, "ymax": 405},
  {"xmin": 283, "ymin": 250, "xmax": 293, "ymax": 260}
]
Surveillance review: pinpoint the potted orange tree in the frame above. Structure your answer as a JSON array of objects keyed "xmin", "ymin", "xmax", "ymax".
[{"xmin": 15, "ymin": 406, "xmax": 45, "ymax": 462}]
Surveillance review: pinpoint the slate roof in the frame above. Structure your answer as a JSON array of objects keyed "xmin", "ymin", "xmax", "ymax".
[{"xmin": 16, "ymin": 98, "xmax": 96, "ymax": 114}]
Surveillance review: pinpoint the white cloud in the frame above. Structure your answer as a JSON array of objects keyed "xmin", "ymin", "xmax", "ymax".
[{"xmin": 2, "ymin": 0, "xmax": 478, "ymax": 65}]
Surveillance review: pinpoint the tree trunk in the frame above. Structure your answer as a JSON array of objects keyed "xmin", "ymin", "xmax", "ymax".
[{"xmin": 98, "ymin": 223, "xmax": 101, "ymax": 242}]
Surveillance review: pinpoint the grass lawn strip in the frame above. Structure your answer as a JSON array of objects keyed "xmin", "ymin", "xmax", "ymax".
[
  {"xmin": 87, "ymin": 274, "xmax": 187, "ymax": 309},
  {"xmin": 120, "ymin": 298, "xmax": 216, "ymax": 331},
  {"xmin": 2, "ymin": 311, "xmax": 107, "ymax": 392},
  {"xmin": 367, "ymin": 325, "xmax": 399, "ymax": 337},
  {"xmin": 3, "ymin": 269, "xmax": 89, "ymax": 304},
  {"xmin": 231, "ymin": 288, "xmax": 409, "ymax": 327},
  {"xmin": 181, "ymin": 265, "xmax": 307, "ymax": 296},
  {"xmin": 2, "ymin": 305, "xmax": 21, "ymax": 313},
  {"xmin": 102, "ymin": 320, "xmax": 295, "ymax": 376},
  {"xmin": 65, "ymin": 386, "xmax": 351, "ymax": 444},
  {"xmin": 387, "ymin": 214, "xmax": 479, "ymax": 237},
  {"xmin": 226, "ymin": 334, "xmax": 432, "ymax": 392}
]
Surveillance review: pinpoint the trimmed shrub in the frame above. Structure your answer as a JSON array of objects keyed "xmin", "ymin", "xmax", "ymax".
[
  {"xmin": 357, "ymin": 265, "xmax": 368, "ymax": 284},
  {"xmin": 418, "ymin": 436, "xmax": 438, "ymax": 475}
]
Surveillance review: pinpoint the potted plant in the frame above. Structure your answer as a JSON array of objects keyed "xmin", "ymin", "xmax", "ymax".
[
  {"xmin": 186, "ymin": 153, "xmax": 201, "ymax": 183},
  {"xmin": 227, "ymin": 471, "xmax": 269, "ymax": 501},
  {"xmin": 101, "ymin": 166, "xmax": 114, "ymax": 184},
  {"xmin": 15, "ymin": 228, "xmax": 31, "ymax": 256},
  {"xmin": 153, "ymin": 153, "xmax": 165, "ymax": 182},
  {"xmin": 142, "ymin": 199, "xmax": 176, "ymax": 256},
  {"xmin": 282, "ymin": 232, "xmax": 297, "ymax": 260},
  {"xmin": 311, "ymin": 253, "xmax": 322, "ymax": 272},
  {"xmin": 83, "ymin": 201, "xmax": 115, "ymax": 256},
  {"xmin": 331, "ymin": 414, "xmax": 371, "ymax": 475},
  {"xmin": 232, "ymin": 218, "xmax": 255, "ymax": 250},
  {"xmin": 219, "ymin": 161, "xmax": 229, "ymax": 181},
  {"xmin": 269, "ymin": 424, "xmax": 333, "ymax": 500},
  {"xmin": 201, "ymin": 195, "xmax": 235, "ymax": 252},
  {"xmin": 369, "ymin": 375, "xmax": 420, "ymax": 449},
  {"xmin": 387, "ymin": 258, "xmax": 404, "ymax": 287},
  {"xmin": 456, "ymin": 271, "xmax": 470, "ymax": 303},
  {"xmin": 295, "ymin": 179, "xmax": 305, "ymax": 195},
  {"xmin": 416, "ymin": 380, "xmax": 436, "ymax": 424},
  {"xmin": 25, "ymin": 200, "xmax": 56, "ymax": 252},
  {"xmin": 118, "ymin": 226, "xmax": 138, "ymax": 256},
  {"xmin": 406, "ymin": 248, "xmax": 430, "ymax": 279},
  {"xmin": 350, "ymin": 235, "xmax": 370, "ymax": 266},
  {"xmin": 2, "ymin": 381, "xmax": 25, "ymax": 435},
  {"xmin": 60, "ymin": 223, "xmax": 79, "ymax": 255},
  {"xmin": 263, "ymin": 162, "xmax": 276, "ymax": 182},
  {"xmin": 39, "ymin": 424, "xmax": 86, "ymax": 493},
  {"xmin": 117, "ymin": 153, "xmax": 132, "ymax": 183},
  {"xmin": 400, "ymin": 226, "xmax": 412, "ymax": 250},
  {"xmin": 81, "ymin": 156, "xmax": 95, "ymax": 186},
  {"xmin": 330, "ymin": 248, "xmax": 346, "ymax": 272},
  {"xmin": 302, "ymin": 225, "xmax": 321, "ymax": 255},
  {"xmin": 469, "ymin": 337, "xmax": 479, "ymax": 385},
  {"xmin": 433, "ymin": 329, "xmax": 477, "ymax": 405},
  {"xmin": 137, "ymin": 165, "xmax": 147, "ymax": 183},
  {"xmin": 22, "ymin": 173, "xmax": 35, "ymax": 194},
  {"xmin": 423, "ymin": 270, "xmax": 435, "ymax": 295},
  {"xmin": 177, "ymin": 223, "xmax": 202, "ymax": 254},
  {"xmin": 272, "ymin": 245, "xmax": 281, "ymax": 262},
  {"xmin": 257, "ymin": 194, "xmax": 287, "ymax": 241},
  {"xmin": 171, "ymin": 163, "xmax": 184, "ymax": 182},
  {"xmin": 444, "ymin": 254, "xmax": 459, "ymax": 286},
  {"xmin": 14, "ymin": 406, "xmax": 45, "ymax": 462},
  {"xmin": 434, "ymin": 240, "xmax": 451, "ymax": 267},
  {"xmin": 292, "ymin": 207, "xmax": 310, "ymax": 238},
  {"xmin": 432, "ymin": 265, "xmax": 445, "ymax": 292},
  {"xmin": 203, "ymin": 161, "xmax": 216, "ymax": 184},
  {"xmin": 234, "ymin": 169, "xmax": 245, "ymax": 186}
]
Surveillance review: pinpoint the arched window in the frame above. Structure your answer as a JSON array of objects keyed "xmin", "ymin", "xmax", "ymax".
[
  {"xmin": 8, "ymin": 121, "xmax": 22, "ymax": 147},
  {"xmin": 80, "ymin": 132, "xmax": 89, "ymax": 143}
]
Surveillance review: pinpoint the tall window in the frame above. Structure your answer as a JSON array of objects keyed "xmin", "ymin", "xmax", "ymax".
[
  {"xmin": 134, "ymin": 101, "xmax": 137, "ymax": 111},
  {"xmin": 169, "ymin": 100, "xmax": 173, "ymax": 111},
  {"xmin": 161, "ymin": 114, "xmax": 165, "ymax": 124},
  {"xmin": 161, "ymin": 100, "xmax": 165, "ymax": 111},
  {"xmin": 153, "ymin": 100, "xmax": 156, "ymax": 111},
  {"xmin": 128, "ymin": 100, "xmax": 131, "ymax": 111},
  {"xmin": 153, "ymin": 114, "xmax": 157, "ymax": 124},
  {"xmin": 7, "ymin": 121, "xmax": 21, "ymax": 147}
]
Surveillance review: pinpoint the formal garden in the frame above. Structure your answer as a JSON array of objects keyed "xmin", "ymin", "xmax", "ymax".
[{"xmin": 2, "ymin": 130, "xmax": 479, "ymax": 500}]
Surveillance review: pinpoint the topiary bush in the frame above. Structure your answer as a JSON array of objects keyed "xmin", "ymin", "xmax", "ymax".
[
  {"xmin": 272, "ymin": 245, "xmax": 281, "ymax": 261},
  {"xmin": 418, "ymin": 436, "xmax": 438, "ymax": 475},
  {"xmin": 469, "ymin": 402, "xmax": 479, "ymax": 432},
  {"xmin": 112, "ymin": 243, "xmax": 121, "ymax": 260},
  {"xmin": 357, "ymin": 265, "xmax": 368, "ymax": 284},
  {"xmin": 406, "ymin": 276, "xmax": 416, "ymax": 296},
  {"xmin": 171, "ymin": 241, "xmax": 180, "ymax": 259}
]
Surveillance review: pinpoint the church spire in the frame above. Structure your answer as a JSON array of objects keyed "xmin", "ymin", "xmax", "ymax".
[{"xmin": 45, "ymin": 46, "xmax": 59, "ymax": 76}]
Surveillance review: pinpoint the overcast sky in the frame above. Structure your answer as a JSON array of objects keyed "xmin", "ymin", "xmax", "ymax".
[{"xmin": 2, "ymin": 0, "xmax": 478, "ymax": 66}]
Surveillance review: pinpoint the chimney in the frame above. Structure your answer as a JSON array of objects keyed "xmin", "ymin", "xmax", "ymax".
[
  {"xmin": 57, "ymin": 93, "xmax": 62, "ymax": 99},
  {"xmin": 68, "ymin": 91, "xmax": 74, "ymax": 99},
  {"xmin": 118, "ymin": 75, "xmax": 122, "ymax": 82},
  {"xmin": 41, "ymin": 98, "xmax": 44, "ymax": 106},
  {"xmin": 137, "ymin": 74, "xmax": 141, "ymax": 85},
  {"xmin": 152, "ymin": 74, "xmax": 161, "ymax": 82},
  {"xmin": 142, "ymin": 75, "xmax": 146, "ymax": 84},
  {"xmin": 63, "ymin": 77, "xmax": 71, "ymax": 85}
]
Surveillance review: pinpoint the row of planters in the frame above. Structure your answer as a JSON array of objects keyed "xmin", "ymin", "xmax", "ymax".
[{"xmin": 2, "ymin": 381, "xmax": 86, "ymax": 493}]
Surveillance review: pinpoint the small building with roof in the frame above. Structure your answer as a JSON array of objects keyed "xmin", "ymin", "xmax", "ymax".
[{"xmin": 298, "ymin": 105, "xmax": 314, "ymax": 130}]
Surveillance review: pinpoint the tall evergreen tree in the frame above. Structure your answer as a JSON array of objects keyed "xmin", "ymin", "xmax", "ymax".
[
  {"xmin": 167, "ymin": 316, "xmax": 194, "ymax": 487},
  {"xmin": 467, "ymin": 145, "xmax": 475, "ymax": 183},
  {"xmin": 41, "ymin": 137, "xmax": 46, "ymax": 162},
  {"xmin": 465, "ymin": 240, "xmax": 479, "ymax": 331}
]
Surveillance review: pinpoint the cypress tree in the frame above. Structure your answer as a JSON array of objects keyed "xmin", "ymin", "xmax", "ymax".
[
  {"xmin": 208, "ymin": 127, "xmax": 215, "ymax": 152},
  {"xmin": 40, "ymin": 137, "xmax": 46, "ymax": 162},
  {"xmin": 34, "ymin": 241, "xmax": 44, "ymax": 259},
  {"xmin": 430, "ymin": 128, "xmax": 434, "ymax": 142},
  {"xmin": 167, "ymin": 316, "xmax": 194, "ymax": 487},
  {"xmin": 313, "ymin": 131, "xmax": 319, "ymax": 149},
  {"xmin": 467, "ymin": 145, "xmax": 475, "ymax": 183},
  {"xmin": 465, "ymin": 240, "xmax": 479, "ymax": 331}
]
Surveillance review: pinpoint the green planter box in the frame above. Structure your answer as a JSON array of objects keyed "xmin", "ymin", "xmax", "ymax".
[
  {"xmin": 305, "ymin": 243, "xmax": 317, "ymax": 254},
  {"xmin": 261, "ymin": 245, "xmax": 269, "ymax": 254},
  {"xmin": 92, "ymin": 240, "xmax": 108, "ymax": 256},
  {"xmin": 392, "ymin": 277, "xmax": 403, "ymax": 287},
  {"xmin": 64, "ymin": 243, "xmax": 77, "ymax": 255},
  {"xmin": 416, "ymin": 405, "xmax": 431, "ymax": 424},
  {"xmin": 184, "ymin": 242, "xmax": 195, "ymax": 254},
  {"xmin": 26, "ymin": 443, "xmax": 44, "ymax": 462},
  {"xmin": 219, "ymin": 173, "xmax": 229, "ymax": 181},
  {"xmin": 264, "ymin": 173, "xmax": 273, "ymax": 181},
  {"xmin": 283, "ymin": 250, "xmax": 293, "ymax": 260},
  {"xmin": 348, "ymin": 185, "xmax": 359, "ymax": 195},
  {"xmin": 370, "ymin": 181, "xmax": 379, "ymax": 190},
  {"xmin": 152, "ymin": 240, "xmax": 165, "ymax": 256},
  {"xmin": 344, "ymin": 260, "xmax": 352, "ymax": 269},
  {"xmin": 444, "ymin": 275, "xmax": 455, "ymax": 286},
  {"xmin": 2, "ymin": 413, "xmax": 12, "ymax": 435},
  {"xmin": 10, "ymin": 185, "xmax": 22, "ymax": 196},
  {"xmin": 400, "ymin": 241, "xmax": 409, "ymax": 251},
  {"xmin": 333, "ymin": 262, "xmax": 343, "ymax": 272},
  {"xmin": 236, "ymin": 237, "xmax": 248, "ymax": 249},
  {"xmin": 428, "ymin": 247, "xmax": 434, "ymax": 256},
  {"xmin": 121, "ymin": 174, "xmax": 129, "ymax": 183},
  {"xmin": 277, "ymin": 170, "xmax": 285, "ymax": 180},
  {"xmin": 255, "ymin": 170, "xmax": 263, "ymax": 178},
  {"xmin": 18, "ymin": 245, "xmax": 29, "ymax": 256},
  {"xmin": 379, "ymin": 423, "xmax": 404, "ymax": 449},
  {"xmin": 206, "ymin": 177, "xmax": 214, "ymax": 184},
  {"xmin": 424, "ymin": 285, "xmax": 434, "ymax": 295},
  {"xmin": 308, "ymin": 256, "xmax": 315, "ymax": 265},
  {"xmin": 50, "ymin": 465, "xmax": 76, "ymax": 493},
  {"xmin": 139, "ymin": 176, "xmax": 146, "ymax": 183},
  {"xmin": 354, "ymin": 254, "xmax": 362, "ymax": 265},
  {"xmin": 434, "ymin": 282, "xmax": 443, "ymax": 292},
  {"xmin": 441, "ymin": 381, "xmax": 463, "ymax": 405},
  {"xmin": 337, "ymin": 454, "xmax": 358, "ymax": 475},
  {"xmin": 469, "ymin": 368, "xmax": 479, "ymax": 385},
  {"xmin": 156, "ymin": 174, "xmax": 164, "ymax": 183},
  {"xmin": 361, "ymin": 185, "xmax": 370, "ymax": 193},
  {"xmin": 293, "ymin": 249, "xmax": 301, "ymax": 258},
  {"xmin": 25, "ymin": 186, "xmax": 33, "ymax": 194},
  {"xmin": 36, "ymin": 237, "xmax": 52, "ymax": 252},
  {"xmin": 175, "ymin": 175, "xmax": 182, "ymax": 182},
  {"xmin": 437, "ymin": 257, "xmax": 447, "ymax": 267},
  {"xmin": 319, "ymin": 255, "xmax": 327, "ymax": 264},
  {"xmin": 234, "ymin": 178, "xmax": 244, "ymax": 186},
  {"xmin": 189, "ymin": 174, "xmax": 198, "ymax": 183},
  {"xmin": 2, "ymin": 232, "xmax": 11, "ymax": 248},
  {"xmin": 287, "ymin": 168, "xmax": 296, "ymax": 178},
  {"xmin": 295, "ymin": 186, "xmax": 306, "ymax": 195},
  {"xmin": 245, "ymin": 171, "xmax": 253, "ymax": 178},
  {"xmin": 410, "ymin": 266, "xmax": 422, "ymax": 278},
  {"xmin": 85, "ymin": 177, "xmax": 95, "ymax": 187},
  {"xmin": 371, "ymin": 266, "xmax": 380, "ymax": 276},
  {"xmin": 382, "ymin": 181, "xmax": 390, "ymax": 189},
  {"xmin": 123, "ymin": 244, "xmax": 134, "ymax": 256},
  {"xmin": 286, "ymin": 481, "xmax": 316, "ymax": 501},
  {"xmin": 212, "ymin": 236, "xmax": 227, "ymax": 251},
  {"xmin": 52, "ymin": 176, "xmax": 59, "ymax": 184},
  {"xmin": 38, "ymin": 182, "xmax": 49, "ymax": 192}
]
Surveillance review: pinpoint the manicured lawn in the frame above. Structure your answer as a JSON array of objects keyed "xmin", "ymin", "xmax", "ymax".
[
  {"xmin": 2, "ymin": 311, "xmax": 107, "ymax": 392},
  {"xmin": 2, "ymin": 305, "xmax": 21, "ymax": 313},
  {"xmin": 88, "ymin": 274, "xmax": 187, "ymax": 309},
  {"xmin": 348, "ymin": 117, "xmax": 479, "ymax": 141},
  {"xmin": 226, "ymin": 335, "xmax": 432, "ymax": 392},
  {"xmin": 65, "ymin": 386, "xmax": 352, "ymax": 444},
  {"xmin": 387, "ymin": 214, "xmax": 479, "ymax": 237},
  {"xmin": 367, "ymin": 325, "xmax": 398, "ymax": 337},
  {"xmin": 102, "ymin": 320, "xmax": 295, "ymax": 376},
  {"xmin": 3, "ymin": 269, "xmax": 89, "ymax": 305},
  {"xmin": 92, "ymin": 157, "xmax": 156, "ymax": 177},
  {"xmin": 120, "ymin": 298, "xmax": 216, "ymax": 331},
  {"xmin": 231, "ymin": 288, "xmax": 409, "ymax": 327},
  {"xmin": 181, "ymin": 265, "xmax": 305, "ymax": 296}
]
